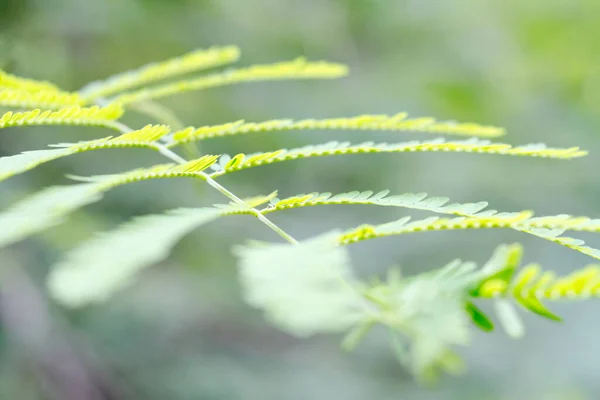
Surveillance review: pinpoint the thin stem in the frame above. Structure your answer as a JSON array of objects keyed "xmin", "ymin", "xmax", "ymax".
[{"xmin": 156, "ymin": 144, "xmax": 298, "ymax": 244}]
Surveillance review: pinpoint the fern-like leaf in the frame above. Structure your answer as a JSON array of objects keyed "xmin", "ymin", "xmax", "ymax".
[
  {"xmin": 264, "ymin": 191, "xmax": 600, "ymax": 232},
  {"xmin": 0, "ymin": 105, "xmax": 124, "ymax": 130},
  {"xmin": 338, "ymin": 214, "xmax": 600, "ymax": 261},
  {"xmin": 48, "ymin": 194, "xmax": 275, "ymax": 307},
  {"xmin": 169, "ymin": 114, "xmax": 504, "ymax": 145},
  {"xmin": 72, "ymin": 154, "xmax": 220, "ymax": 190},
  {"xmin": 234, "ymin": 231, "xmax": 365, "ymax": 337},
  {"xmin": 111, "ymin": 58, "xmax": 349, "ymax": 105},
  {"xmin": 0, "ymin": 125, "xmax": 172, "ymax": 183},
  {"xmin": 48, "ymin": 208, "xmax": 223, "ymax": 306},
  {"xmin": 79, "ymin": 46, "xmax": 241, "ymax": 101},
  {"xmin": 208, "ymin": 139, "xmax": 586, "ymax": 177},
  {"xmin": 519, "ymin": 227, "xmax": 600, "ymax": 260},
  {"xmin": 0, "ymin": 148, "xmax": 75, "ymax": 182},
  {"xmin": 0, "ymin": 184, "xmax": 102, "ymax": 248},
  {"xmin": 262, "ymin": 191, "xmax": 489, "ymax": 216},
  {"xmin": 0, "ymin": 70, "xmax": 62, "ymax": 93},
  {"xmin": 0, "ymin": 88, "xmax": 84, "ymax": 109},
  {"xmin": 362, "ymin": 265, "xmax": 471, "ymax": 379},
  {"xmin": 471, "ymin": 245, "xmax": 600, "ymax": 321}
]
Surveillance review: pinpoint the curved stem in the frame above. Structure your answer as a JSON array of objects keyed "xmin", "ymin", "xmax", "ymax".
[{"xmin": 156, "ymin": 145, "xmax": 298, "ymax": 244}]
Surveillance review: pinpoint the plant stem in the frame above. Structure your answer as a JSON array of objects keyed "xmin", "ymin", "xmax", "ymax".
[{"xmin": 156, "ymin": 144, "xmax": 298, "ymax": 244}]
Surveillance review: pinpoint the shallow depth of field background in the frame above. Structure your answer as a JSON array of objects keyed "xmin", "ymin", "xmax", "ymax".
[{"xmin": 1, "ymin": 1, "xmax": 599, "ymax": 399}]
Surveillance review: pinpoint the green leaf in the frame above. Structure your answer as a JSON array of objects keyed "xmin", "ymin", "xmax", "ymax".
[
  {"xmin": 112, "ymin": 58, "xmax": 349, "ymax": 105},
  {"xmin": 0, "ymin": 148, "xmax": 74, "ymax": 182},
  {"xmin": 464, "ymin": 301, "xmax": 495, "ymax": 332},
  {"xmin": 80, "ymin": 46, "xmax": 241, "ymax": 100},
  {"xmin": 48, "ymin": 207, "xmax": 224, "ymax": 307},
  {"xmin": 234, "ymin": 231, "xmax": 364, "ymax": 337},
  {"xmin": 0, "ymin": 88, "xmax": 83, "ymax": 109},
  {"xmin": 0, "ymin": 184, "xmax": 101, "ymax": 248},
  {"xmin": 169, "ymin": 113, "xmax": 504, "ymax": 145},
  {"xmin": 494, "ymin": 299, "xmax": 524, "ymax": 338},
  {"xmin": 209, "ymin": 139, "xmax": 586, "ymax": 177},
  {"xmin": 0, "ymin": 105, "xmax": 123, "ymax": 130}
]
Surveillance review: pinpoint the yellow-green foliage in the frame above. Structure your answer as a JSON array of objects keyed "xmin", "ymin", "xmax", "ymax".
[
  {"xmin": 0, "ymin": 105, "xmax": 123, "ymax": 129},
  {"xmin": 169, "ymin": 113, "xmax": 505, "ymax": 145},
  {"xmin": 0, "ymin": 46, "xmax": 597, "ymax": 381},
  {"xmin": 0, "ymin": 70, "xmax": 62, "ymax": 93},
  {"xmin": 111, "ymin": 58, "xmax": 348, "ymax": 105},
  {"xmin": 79, "ymin": 45, "xmax": 241, "ymax": 101},
  {"xmin": 0, "ymin": 87, "xmax": 84, "ymax": 109}
]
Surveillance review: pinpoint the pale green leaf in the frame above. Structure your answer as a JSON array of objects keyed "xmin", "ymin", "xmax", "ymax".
[
  {"xmin": 209, "ymin": 139, "xmax": 586, "ymax": 177},
  {"xmin": 48, "ymin": 194, "xmax": 276, "ymax": 307},
  {"xmin": 112, "ymin": 58, "xmax": 349, "ymax": 105},
  {"xmin": 80, "ymin": 46, "xmax": 241, "ymax": 101},
  {"xmin": 0, "ymin": 148, "xmax": 75, "ymax": 182},
  {"xmin": 0, "ymin": 105, "xmax": 124, "ymax": 130},
  {"xmin": 234, "ymin": 231, "xmax": 364, "ymax": 337},
  {"xmin": 169, "ymin": 113, "xmax": 504, "ymax": 145},
  {"xmin": 0, "ymin": 88, "xmax": 84, "ymax": 109},
  {"xmin": 494, "ymin": 299, "xmax": 525, "ymax": 338},
  {"xmin": 48, "ymin": 208, "xmax": 223, "ymax": 307},
  {"xmin": 0, "ymin": 184, "xmax": 102, "ymax": 248}
]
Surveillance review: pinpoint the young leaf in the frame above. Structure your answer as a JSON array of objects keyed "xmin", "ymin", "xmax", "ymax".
[
  {"xmin": 0, "ymin": 125, "xmax": 171, "ymax": 183},
  {"xmin": 0, "ymin": 87, "xmax": 84, "ymax": 109},
  {"xmin": 494, "ymin": 299, "xmax": 525, "ymax": 338},
  {"xmin": 0, "ymin": 105, "xmax": 124, "ymax": 130},
  {"xmin": 48, "ymin": 194, "xmax": 275, "ymax": 307},
  {"xmin": 79, "ymin": 46, "xmax": 241, "ymax": 100},
  {"xmin": 112, "ymin": 58, "xmax": 349, "ymax": 105},
  {"xmin": 209, "ymin": 139, "xmax": 586, "ymax": 177},
  {"xmin": 464, "ymin": 301, "xmax": 495, "ymax": 332},
  {"xmin": 234, "ymin": 231, "xmax": 364, "ymax": 337},
  {"xmin": 0, "ymin": 69, "xmax": 62, "ymax": 93},
  {"xmin": 0, "ymin": 148, "xmax": 75, "ymax": 182},
  {"xmin": 48, "ymin": 208, "xmax": 224, "ymax": 307},
  {"xmin": 262, "ymin": 190, "xmax": 489, "ymax": 217},
  {"xmin": 0, "ymin": 184, "xmax": 102, "ymax": 248},
  {"xmin": 169, "ymin": 113, "xmax": 504, "ymax": 145}
]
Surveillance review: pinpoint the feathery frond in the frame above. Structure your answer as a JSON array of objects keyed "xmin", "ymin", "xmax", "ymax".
[
  {"xmin": 48, "ymin": 194, "xmax": 275, "ymax": 307},
  {"xmin": 362, "ymin": 268, "xmax": 471, "ymax": 380},
  {"xmin": 0, "ymin": 125, "xmax": 172, "ymax": 183},
  {"xmin": 469, "ymin": 244, "xmax": 600, "ymax": 321},
  {"xmin": 339, "ymin": 213, "xmax": 533, "ymax": 244},
  {"xmin": 65, "ymin": 124, "xmax": 171, "ymax": 151},
  {"xmin": 0, "ymin": 184, "xmax": 102, "ymax": 248},
  {"xmin": 169, "ymin": 114, "xmax": 504, "ymax": 145},
  {"xmin": 0, "ymin": 87, "xmax": 84, "ymax": 109},
  {"xmin": 79, "ymin": 46, "xmax": 241, "ymax": 101},
  {"xmin": 263, "ymin": 190, "xmax": 600, "ymax": 231},
  {"xmin": 0, "ymin": 70, "xmax": 62, "ymax": 93},
  {"xmin": 72, "ymin": 154, "xmax": 220, "ymax": 190},
  {"xmin": 338, "ymin": 214, "xmax": 600, "ymax": 261},
  {"xmin": 234, "ymin": 231, "xmax": 365, "ymax": 337},
  {"xmin": 48, "ymin": 208, "xmax": 223, "ymax": 306},
  {"xmin": 0, "ymin": 148, "xmax": 75, "ymax": 182},
  {"xmin": 519, "ymin": 227, "xmax": 600, "ymax": 260},
  {"xmin": 2, "ymin": 44, "xmax": 595, "ymax": 383},
  {"xmin": 208, "ymin": 139, "xmax": 586, "ymax": 177},
  {"xmin": 111, "ymin": 58, "xmax": 349, "ymax": 105},
  {"xmin": 262, "ymin": 190, "xmax": 490, "ymax": 216},
  {"xmin": 0, "ymin": 105, "xmax": 124, "ymax": 130}
]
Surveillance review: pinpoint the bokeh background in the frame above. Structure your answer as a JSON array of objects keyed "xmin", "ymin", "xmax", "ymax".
[{"xmin": 1, "ymin": 0, "xmax": 599, "ymax": 399}]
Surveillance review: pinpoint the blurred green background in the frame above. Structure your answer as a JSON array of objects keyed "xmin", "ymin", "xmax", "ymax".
[{"xmin": 1, "ymin": 0, "xmax": 600, "ymax": 399}]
